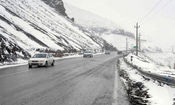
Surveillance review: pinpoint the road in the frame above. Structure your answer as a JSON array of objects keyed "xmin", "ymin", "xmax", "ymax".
[{"xmin": 0, "ymin": 53, "xmax": 129, "ymax": 105}]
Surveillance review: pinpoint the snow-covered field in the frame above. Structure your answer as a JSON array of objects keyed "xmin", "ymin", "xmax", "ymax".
[
  {"xmin": 125, "ymin": 53, "xmax": 175, "ymax": 78},
  {"xmin": 119, "ymin": 58, "xmax": 175, "ymax": 105},
  {"xmin": 145, "ymin": 52, "xmax": 175, "ymax": 69}
]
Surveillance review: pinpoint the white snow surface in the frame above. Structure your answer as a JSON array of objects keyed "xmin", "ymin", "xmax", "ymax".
[
  {"xmin": 64, "ymin": 2, "xmax": 119, "ymax": 29},
  {"xmin": 145, "ymin": 52, "xmax": 175, "ymax": 69},
  {"xmin": 101, "ymin": 34, "xmax": 135, "ymax": 51},
  {"xmin": 0, "ymin": 0, "xmax": 101, "ymax": 51},
  {"xmin": 64, "ymin": 2, "xmax": 161, "ymax": 52},
  {"xmin": 125, "ymin": 53, "xmax": 175, "ymax": 78},
  {"xmin": 120, "ymin": 58, "xmax": 175, "ymax": 105}
]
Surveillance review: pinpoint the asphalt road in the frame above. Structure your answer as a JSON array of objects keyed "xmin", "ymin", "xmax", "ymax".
[{"xmin": 0, "ymin": 53, "xmax": 129, "ymax": 105}]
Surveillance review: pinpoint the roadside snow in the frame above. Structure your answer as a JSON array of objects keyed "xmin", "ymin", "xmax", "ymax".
[
  {"xmin": 0, "ymin": 59, "xmax": 28, "ymax": 69},
  {"xmin": 119, "ymin": 58, "xmax": 175, "ymax": 105},
  {"xmin": 125, "ymin": 53, "xmax": 175, "ymax": 78}
]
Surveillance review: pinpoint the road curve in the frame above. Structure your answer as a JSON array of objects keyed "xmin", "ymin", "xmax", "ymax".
[{"xmin": 0, "ymin": 53, "xmax": 129, "ymax": 105}]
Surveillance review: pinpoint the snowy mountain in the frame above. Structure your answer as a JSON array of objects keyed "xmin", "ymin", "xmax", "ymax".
[
  {"xmin": 64, "ymin": 3, "xmax": 118, "ymax": 29},
  {"xmin": 64, "ymin": 3, "xmax": 136, "ymax": 51},
  {"xmin": 0, "ymin": 0, "xmax": 106, "ymax": 62},
  {"xmin": 64, "ymin": 3, "xmax": 135, "ymax": 38},
  {"xmin": 0, "ymin": 34, "xmax": 30, "ymax": 63},
  {"xmin": 0, "ymin": 0, "xmax": 161, "ymax": 64},
  {"xmin": 42, "ymin": 0, "xmax": 68, "ymax": 17},
  {"xmin": 64, "ymin": 3, "xmax": 164, "ymax": 52}
]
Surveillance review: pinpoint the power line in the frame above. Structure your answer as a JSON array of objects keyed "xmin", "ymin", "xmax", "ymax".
[
  {"xmin": 153, "ymin": 0, "xmax": 173, "ymax": 15},
  {"xmin": 140, "ymin": 0, "xmax": 173, "ymax": 25},
  {"xmin": 161, "ymin": 0, "xmax": 173, "ymax": 10},
  {"xmin": 140, "ymin": 0, "xmax": 163, "ymax": 23}
]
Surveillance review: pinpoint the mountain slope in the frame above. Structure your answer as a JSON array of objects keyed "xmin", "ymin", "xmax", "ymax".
[
  {"xmin": 64, "ymin": 3, "xmax": 162, "ymax": 52},
  {"xmin": 64, "ymin": 3, "xmax": 118, "ymax": 29},
  {"xmin": 64, "ymin": 3, "xmax": 136, "ymax": 51},
  {"xmin": 64, "ymin": 3, "xmax": 135, "ymax": 38},
  {"xmin": 0, "ymin": 0, "xmax": 101, "ymax": 52},
  {"xmin": 42, "ymin": 0, "xmax": 68, "ymax": 17}
]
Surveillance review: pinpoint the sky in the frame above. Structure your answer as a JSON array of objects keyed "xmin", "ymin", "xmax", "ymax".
[{"xmin": 63, "ymin": 0, "xmax": 175, "ymax": 51}]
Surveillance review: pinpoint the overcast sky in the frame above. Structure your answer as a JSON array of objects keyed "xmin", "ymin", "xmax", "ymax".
[{"xmin": 63, "ymin": 0, "xmax": 175, "ymax": 51}]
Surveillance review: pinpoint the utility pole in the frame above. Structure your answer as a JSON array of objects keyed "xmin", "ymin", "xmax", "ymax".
[
  {"xmin": 172, "ymin": 46, "xmax": 174, "ymax": 54},
  {"xmin": 139, "ymin": 33, "xmax": 141, "ymax": 51},
  {"xmin": 126, "ymin": 38, "xmax": 128, "ymax": 52},
  {"xmin": 134, "ymin": 22, "xmax": 140, "ymax": 56}
]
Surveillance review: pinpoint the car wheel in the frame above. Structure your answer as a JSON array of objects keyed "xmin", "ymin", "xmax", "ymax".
[
  {"xmin": 29, "ymin": 65, "xmax": 32, "ymax": 68},
  {"xmin": 45, "ymin": 61, "xmax": 48, "ymax": 67},
  {"xmin": 51, "ymin": 60, "xmax": 55, "ymax": 66}
]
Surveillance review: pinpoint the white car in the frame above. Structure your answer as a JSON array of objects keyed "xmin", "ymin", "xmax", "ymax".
[
  {"xmin": 28, "ymin": 53, "xmax": 55, "ymax": 68},
  {"xmin": 83, "ymin": 51, "xmax": 93, "ymax": 58}
]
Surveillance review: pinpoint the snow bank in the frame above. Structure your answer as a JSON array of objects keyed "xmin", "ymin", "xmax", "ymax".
[
  {"xmin": 125, "ymin": 53, "xmax": 175, "ymax": 78},
  {"xmin": 119, "ymin": 58, "xmax": 175, "ymax": 105}
]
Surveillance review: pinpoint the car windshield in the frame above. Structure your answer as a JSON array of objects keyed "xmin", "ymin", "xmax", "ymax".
[
  {"xmin": 84, "ymin": 51, "xmax": 91, "ymax": 53},
  {"xmin": 32, "ymin": 54, "xmax": 47, "ymax": 58}
]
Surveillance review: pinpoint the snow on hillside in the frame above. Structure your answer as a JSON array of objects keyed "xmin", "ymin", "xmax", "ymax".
[
  {"xmin": 101, "ymin": 34, "xmax": 135, "ymax": 51},
  {"xmin": 0, "ymin": 0, "xmax": 101, "ymax": 53},
  {"xmin": 145, "ymin": 52, "xmax": 175, "ymax": 69},
  {"xmin": 64, "ymin": 3, "xmax": 118, "ymax": 29},
  {"xmin": 64, "ymin": 2, "xmax": 134, "ymax": 38},
  {"xmin": 63, "ymin": 2, "xmax": 165, "ymax": 53},
  {"xmin": 63, "ymin": 2, "xmax": 138, "ymax": 51},
  {"xmin": 101, "ymin": 32, "xmax": 163, "ymax": 52},
  {"xmin": 125, "ymin": 53, "xmax": 175, "ymax": 76}
]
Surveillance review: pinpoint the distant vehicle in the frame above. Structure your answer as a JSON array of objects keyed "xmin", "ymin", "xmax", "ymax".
[
  {"xmin": 118, "ymin": 51, "xmax": 123, "ymax": 54},
  {"xmin": 28, "ymin": 53, "xmax": 55, "ymax": 68},
  {"xmin": 105, "ymin": 51, "xmax": 110, "ymax": 55},
  {"xmin": 78, "ymin": 51, "xmax": 84, "ymax": 55},
  {"xmin": 83, "ymin": 51, "xmax": 93, "ymax": 58}
]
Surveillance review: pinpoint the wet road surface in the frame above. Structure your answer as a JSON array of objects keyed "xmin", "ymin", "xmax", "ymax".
[{"xmin": 0, "ymin": 53, "xmax": 129, "ymax": 105}]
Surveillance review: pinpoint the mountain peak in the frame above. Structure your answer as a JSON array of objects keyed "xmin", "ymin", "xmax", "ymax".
[{"xmin": 42, "ymin": 0, "xmax": 68, "ymax": 17}]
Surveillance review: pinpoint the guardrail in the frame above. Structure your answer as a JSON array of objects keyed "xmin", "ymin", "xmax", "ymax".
[{"xmin": 123, "ymin": 57, "xmax": 175, "ymax": 86}]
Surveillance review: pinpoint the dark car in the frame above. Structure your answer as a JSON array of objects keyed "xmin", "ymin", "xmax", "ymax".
[
  {"xmin": 117, "ymin": 51, "xmax": 123, "ymax": 54},
  {"xmin": 105, "ymin": 51, "xmax": 110, "ymax": 55}
]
